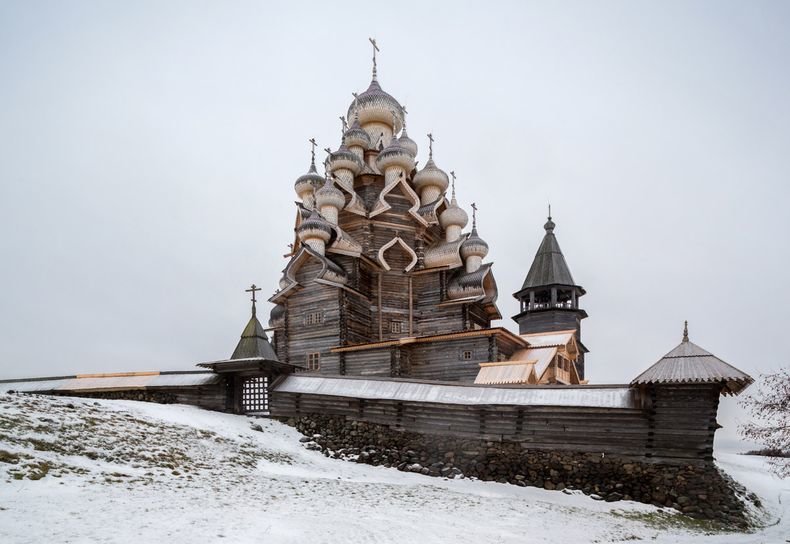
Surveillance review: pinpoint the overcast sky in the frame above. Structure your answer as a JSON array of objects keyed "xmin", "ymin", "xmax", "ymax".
[{"xmin": 1, "ymin": 1, "xmax": 788, "ymax": 446}]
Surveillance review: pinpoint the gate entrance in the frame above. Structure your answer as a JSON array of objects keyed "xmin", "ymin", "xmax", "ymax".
[{"xmin": 241, "ymin": 376, "xmax": 269, "ymax": 414}]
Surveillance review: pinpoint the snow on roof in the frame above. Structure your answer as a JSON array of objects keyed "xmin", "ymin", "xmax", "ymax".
[
  {"xmin": 0, "ymin": 372, "xmax": 221, "ymax": 393},
  {"xmin": 275, "ymin": 375, "xmax": 637, "ymax": 408}
]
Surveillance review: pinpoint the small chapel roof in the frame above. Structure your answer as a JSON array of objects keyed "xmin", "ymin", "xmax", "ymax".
[
  {"xmin": 520, "ymin": 216, "xmax": 579, "ymax": 291},
  {"xmin": 631, "ymin": 322, "xmax": 753, "ymax": 395},
  {"xmin": 229, "ymin": 284, "xmax": 279, "ymax": 361}
]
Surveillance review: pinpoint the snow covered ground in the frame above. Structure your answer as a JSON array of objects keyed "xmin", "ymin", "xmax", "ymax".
[{"xmin": 0, "ymin": 393, "xmax": 787, "ymax": 544}]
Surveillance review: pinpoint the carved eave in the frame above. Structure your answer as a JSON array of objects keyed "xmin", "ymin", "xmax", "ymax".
[
  {"xmin": 369, "ymin": 174, "xmax": 429, "ymax": 227},
  {"xmin": 423, "ymin": 234, "xmax": 467, "ymax": 269},
  {"xmin": 377, "ymin": 236, "xmax": 418, "ymax": 272},
  {"xmin": 417, "ymin": 196, "xmax": 444, "ymax": 225},
  {"xmin": 444, "ymin": 263, "xmax": 501, "ymax": 319},
  {"xmin": 269, "ymin": 245, "xmax": 348, "ymax": 304},
  {"xmin": 327, "ymin": 225, "xmax": 363, "ymax": 257}
]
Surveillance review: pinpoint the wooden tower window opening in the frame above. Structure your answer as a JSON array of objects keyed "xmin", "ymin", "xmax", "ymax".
[
  {"xmin": 241, "ymin": 376, "xmax": 269, "ymax": 413},
  {"xmin": 307, "ymin": 352, "xmax": 321, "ymax": 371},
  {"xmin": 304, "ymin": 311, "xmax": 323, "ymax": 326}
]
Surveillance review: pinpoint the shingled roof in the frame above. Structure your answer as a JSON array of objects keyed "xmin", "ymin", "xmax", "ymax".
[
  {"xmin": 631, "ymin": 323, "xmax": 753, "ymax": 395},
  {"xmin": 230, "ymin": 312, "xmax": 278, "ymax": 361},
  {"xmin": 521, "ymin": 217, "xmax": 577, "ymax": 290}
]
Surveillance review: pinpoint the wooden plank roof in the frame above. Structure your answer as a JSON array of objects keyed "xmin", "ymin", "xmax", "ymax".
[{"xmin": 631, "ymin": 334, "xmax": 753, "ymax": 395}]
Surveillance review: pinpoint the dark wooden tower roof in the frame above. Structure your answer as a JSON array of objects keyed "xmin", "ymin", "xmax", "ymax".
[
  {"xmin": 520, "ymin": 216, "xmax": 580, "ymax": 291},
  {"xmin": 230, "ymin": 284, "xmax": 278, "ymax": 361}
]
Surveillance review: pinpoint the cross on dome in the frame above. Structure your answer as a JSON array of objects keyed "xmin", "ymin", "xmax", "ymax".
[
  {"xmin": 471, "ymin": 202, "xmax": 478, "ymax": 229},
  {"xmin": 245, "ymin": 284, "xmax": 262, "ymax": 317},
  {"xmin": 308, "ymin": 138, "xmax": 317, "ymax": 166},
  {"xmin": 369, "ymin": 37, "xmax": 379, "ymax": 80}
]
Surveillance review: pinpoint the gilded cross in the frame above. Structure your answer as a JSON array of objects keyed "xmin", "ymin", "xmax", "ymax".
[{"xmin": 245, "ymin": 284, "xmax": 262, "ymax": 316}]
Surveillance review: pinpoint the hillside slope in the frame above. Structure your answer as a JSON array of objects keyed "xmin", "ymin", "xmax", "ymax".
[{"xmin": 0, "ymin": 393, "xmax": 786, "ymax": 543}]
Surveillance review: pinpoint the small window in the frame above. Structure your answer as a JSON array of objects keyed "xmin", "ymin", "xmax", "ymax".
[
  {"xmin": 306, "ymin": 352, "xmax": 320, "ymax": 371},
  {"xmin": 390, "ymin": 321, "xmax": 403, "ymax": 334},
  {"xmin": 305, "ymin": 311, "xmax": 323, "ymax": 326},
  {"xmin": 462, "ymin": 350, "xmax": 473, "ymax": 361}
]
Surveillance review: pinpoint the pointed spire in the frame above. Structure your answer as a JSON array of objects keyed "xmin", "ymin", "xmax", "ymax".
[
  {"xmin": 369, "ymin": 37, "xmax": 380, "ymax": 81},
  {"xmin": 245, "ymin": 284, "xmax": 261, "ymax": 318},
  {"xmin": 682, "ymin": 320, "xmax": 689, "ymax": 343}
]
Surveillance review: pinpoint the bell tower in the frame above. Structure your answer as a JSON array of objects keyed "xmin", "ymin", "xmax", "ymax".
[{"xmin": 513, "ymin": 214, "xmax": 589, "ymax": 378}]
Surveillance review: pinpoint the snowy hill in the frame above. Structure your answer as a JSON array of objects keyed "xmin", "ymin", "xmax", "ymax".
[{"xmin": 0, "ymin": 393, "xmax": 787, "ymax": 544}]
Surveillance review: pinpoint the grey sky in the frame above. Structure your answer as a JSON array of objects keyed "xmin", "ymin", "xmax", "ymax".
[{"xmin": 1, "ymin": 1, "xmax": 788, "ymax": 446}]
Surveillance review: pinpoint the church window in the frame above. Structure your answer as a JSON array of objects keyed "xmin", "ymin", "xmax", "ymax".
[
  {"xmin": 305, "ymin": 311, "xmax": 323, "ymax": 326},
  {"xmin": 462, "ymin": 350, "xmax": 473, "ymax": 360},
  {"xmin": 390, "ymin": 321, "xmax": 403, "ymax": 334},
  {"xmin": 307, "ymin": 352, "xmax": 320, "ymax": 371}
]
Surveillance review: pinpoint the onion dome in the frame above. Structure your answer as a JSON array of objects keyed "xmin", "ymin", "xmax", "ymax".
[
  {"xmin": 343, "ymin": 119, "xmax": 372, "ymax": 149},
  {"xmin": 460, "ymin": 227, "xmax": 489, "ymax": 260},
  {"xmin": 297, "ymin": 208, "xmax": 332, "ymax": 243},
  {"xmin": 294, "ymin": 157, "xmax": 324, "ymax": 200},
  {"xmin": 397, "ymin": 126, "xmax": 418, "ymax": 158},
  {"xmin": 375, "ymin": 137, "xmax": 415, "ymax": 173},
  {"xmin": 439, "ymin": 197, "xmax": 469, "ymax": 230},
  {"xmin": 347, "ymin": 79, "xmax": 404, "ymax": 133},
  {"xmin": 269, "ymin": 304, "xmax": 285, "ymax": 326},
  {"xmin": 327, "ymin": 144, "xmax": 363, "ymax": 174},
  {"xmin": 412, "ymin": 157, "xmax": 450, "ymax": 194},
  {"xmin": 315, "ymin": 177, "xmax": 345, "ymax": 210}
]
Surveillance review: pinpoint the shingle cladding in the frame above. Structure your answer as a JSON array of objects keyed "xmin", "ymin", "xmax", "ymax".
[
  {"xmin": 231, "ymin": 314, "xmax": 279, "ymax": 361},
  {"xmin": 521, "ymin": 220, "xmax": 576, "ymax": 289},
  {"xmin": 631, "ymin": 339, "xmax": 753, "ymax": 394}
]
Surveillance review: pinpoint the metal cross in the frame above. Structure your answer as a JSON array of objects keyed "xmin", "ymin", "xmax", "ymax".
[
  {"xmin": 369, "ymin": 38, "xmax": 380, "ymax": 79},
  {"xmin": 308, "ymin": 138, "xmax": 317, "ymax": 163},
  {"xmin": 548, "ymin": 203, "xmax": 552, "ymax": 220},
  {"xmin": 471, "ymin": 202, "xmax": 478, "ymax": 229},
  {"xmin": 427, "ymin": 133, "xmax": 434, "ymax": 158},
  {"xmin": 450, "ymin": 170, "xmax": 456, "ymax": 199},
  {"xmin": 339, "ymin": 115, "xmax": 347, "ymax": 133},
  {"xmin": 245, "ymin": 284, "xmax": 262, "ymax": 316}
]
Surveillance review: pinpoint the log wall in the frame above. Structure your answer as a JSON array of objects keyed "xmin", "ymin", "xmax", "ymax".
[{"xmin": 270, "ymin": 380, "xmax": 722, "ymax": 465}]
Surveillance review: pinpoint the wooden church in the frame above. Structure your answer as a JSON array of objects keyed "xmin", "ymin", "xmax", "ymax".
[{"xmin": 260, "ymin": 44, "xmax": 588, "ymax": 386}]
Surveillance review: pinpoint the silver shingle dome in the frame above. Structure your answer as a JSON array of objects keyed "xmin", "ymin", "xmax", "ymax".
[
  {"xmin": 439, "ymin": 197, "xmax": 469, "ymax": 229},
  {"xmin": 347, "ymin": 79, "xmax": 404, "ymax": 133},
  {"xmin": 460, "ymin": 227, "xmax": 489, "ymax": 259},
  {"xmin": 327, "ymin": 144, "xmax": 363, "ymax": 175},
  {"xmin": 315, "ymin": 177, "xmax": 346, "ymax": 210},
  {"xmin": 297, "ymin": 208, "xmax": 332, "ymax": 242},
  {"xmin": 294, "ymin": 159, "xmax": 325, "ymax": 199},
  {"xmin": 344, "ymin": 120, "xmax": 372, "ymax": 149},
  {"xmin": 412, "ymin": 157, "xmax": 450, "ymax": 193},
  {"xmin": 375, "ymin": 137, "xmax": 415, "ymax": 173},
  {"xmin": 397, "ymin": 126, "xmax": 418, "ymax": 157}
]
